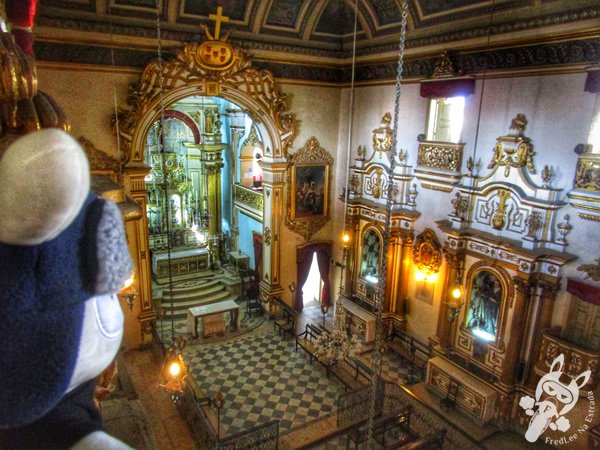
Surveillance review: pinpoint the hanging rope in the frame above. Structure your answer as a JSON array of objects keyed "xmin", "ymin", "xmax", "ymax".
[
  {"xmin": 153, "ymin": 0, "xmax": 176, "ymax": 340},
  {"xmin": 342, "ymin": 0, "xmax": 359, "ymax": 234},
  {"xmin": 366, "ymin": 1, "xmax": 408, "ymax": 446}
]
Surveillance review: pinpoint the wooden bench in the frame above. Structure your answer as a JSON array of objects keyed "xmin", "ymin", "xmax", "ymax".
[
  {"xmin": 397, "ymin": 429, "xmax": 446, "ymax": 449},
  {"xmin": 385, "ymin": 327, "xmax": 431, "ymax": 380},
  {"xmin": 295, "ymin": 323, "xmax": 337, "ymax": 377},
  {"xmin": 346, "ymin": 406, "xmax": 413, "ymax": 449},
  {"xmin": 272, "ymin": 298, "xmax": 296, "ymax": 338}
]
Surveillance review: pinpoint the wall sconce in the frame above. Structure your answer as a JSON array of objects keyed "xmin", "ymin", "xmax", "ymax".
[
  {"xmin": 446, "ymin": 274, "xmax": 464, "ymax": 322},
  {"xmin": 288, "ymin": 281, "xmax": 296, "ymax": 295},
  {"xmin": 415, "ymin": 269, "xmax": 438, "ymax": 283},
  {"xmin": 158, "ymin": 336, "xmax": 188, "ymax": 403},
  {"xmin": 118, "ymin": 274, "xmax": 137, "ymax": 311}
]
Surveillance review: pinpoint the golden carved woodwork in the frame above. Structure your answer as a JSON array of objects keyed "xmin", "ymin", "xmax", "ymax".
[
  {"xmin": 432, "ymin": 51, "xmax": 458, "ymax": 78},
  {"xmin": 372, "ymin": 112, "xmax": 393, "ymax": 155},
  {"xmin": 116, "ymin": 33, "xmax": 296, "ymax": 162},
  {"xmin": 492, "ymin": 189, "xmax": 511, "ymax": 230},
  {"xmin": 487, "ymin": 114, "xmax": 536, "ymax": 177},
  {"xmin": 233, "ymin": 184, "xmax": 263, "ymax": 211},
  {"xmin": 574, "ymin": 156, "xmax": 600, "ymax": 191},
  {"xmin": 411, "ymin": 229, "xmax": 442, "ymax": 276},
  {"xmin": 578, "ymin": 257, "xmax": 600, "ymax": 282},
  {"xmin": 417, "ymin": 141, "xmax": 464, "ymax": 172},
  {"xmin": 535, "ymin": 330, "xmax": 599, "ymax": 390},
  {"xmin": 284, "ymin": 136, "xmax": 333, "ymax": 241}
]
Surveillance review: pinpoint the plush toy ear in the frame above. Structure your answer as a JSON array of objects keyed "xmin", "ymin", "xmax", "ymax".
[{"xmin": 0, "ymin": 129, "xmax": 90, "ymax": 245}]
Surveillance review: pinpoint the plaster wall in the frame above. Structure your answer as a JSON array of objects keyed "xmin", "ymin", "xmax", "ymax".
[
  {"xmin": 36, "ymin": 67, "xmax": 137, "ymax": 159},
  {"xmin": 276, "ymin": 83, "xmax": 342, "ymax": 308},
  {"xmin": 348, "ymin": 73, "xmax": 599, "ymax": 338}
]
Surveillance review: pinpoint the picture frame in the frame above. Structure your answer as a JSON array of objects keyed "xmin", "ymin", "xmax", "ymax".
[{"xmin": 285, "ymin": 137, "xmax": 333, "ymax": 240}]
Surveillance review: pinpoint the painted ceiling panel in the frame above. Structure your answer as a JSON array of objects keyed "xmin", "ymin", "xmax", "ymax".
[
  {"xmin": 368, "ymin": 0, "xmax": 402, "ymax": 26},
  {"xmin": 266, "ymin": 0, "xmax": 305, "ymax": 28},
  {"xmin": 417, "ymin": 0, "xmax": 486, "ymax": 17},
  {"xmin": 40, "ymin": 0, "xmax": 96, "ymax": 11},
  {"xmin": 315, "ymin": 0, "xmax": 360, "ymax": 35}
]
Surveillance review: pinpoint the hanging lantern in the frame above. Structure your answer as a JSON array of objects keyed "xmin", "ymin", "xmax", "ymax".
[{"xmin": 159, "ymin": 337, "xmax": 188, "ymax": 402}]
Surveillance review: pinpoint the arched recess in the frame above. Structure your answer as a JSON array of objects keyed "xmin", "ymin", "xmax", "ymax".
[{"xmin": 115, "ymin": 36, "xmax": 298, "ymax": 338}]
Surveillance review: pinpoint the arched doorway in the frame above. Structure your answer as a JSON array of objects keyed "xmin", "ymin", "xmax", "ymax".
[{"xmin": 116, "ymin": 33, "xmax": 297, "ymax": 341}]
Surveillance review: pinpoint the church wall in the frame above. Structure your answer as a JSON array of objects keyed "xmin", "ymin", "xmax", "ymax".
[
  {"xmin": 36, "ymin": 66, "xmax": 137, "ymax": 159},
  {"xmin": 346, "ymin": 73, "xmax": 599, "ymax": 341},
  {"xmin": 277, "ymin": 83, "xmax": 343, "ymax": 307}
]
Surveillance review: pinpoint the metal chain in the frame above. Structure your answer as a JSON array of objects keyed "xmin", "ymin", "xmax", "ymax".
[
  {"xmin": 366, "ymin": 1, "xmax": 408, "ymax": 446},
  {"xmin": 153, "ymin": 0, "xmax": 176, "ymax": 339}
]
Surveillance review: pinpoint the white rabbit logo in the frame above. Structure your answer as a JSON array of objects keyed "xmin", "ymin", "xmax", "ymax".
[{"xmin": 520, "ymin": 354, "xmax": 591, "ymax": 443}]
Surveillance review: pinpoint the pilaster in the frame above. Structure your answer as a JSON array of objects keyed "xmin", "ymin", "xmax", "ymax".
[{"xmin": 259, "ymin": 157, "xmax": 287, "ymax": 304}]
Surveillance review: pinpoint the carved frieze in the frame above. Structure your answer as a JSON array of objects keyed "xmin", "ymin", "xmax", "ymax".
[
  {"xmin": 234, "ymin": 184, "xmax": 263, "ymax": 212},
  {"xmin": 417, "ymin": 142, "xmax": 463, "ymax": 172}
]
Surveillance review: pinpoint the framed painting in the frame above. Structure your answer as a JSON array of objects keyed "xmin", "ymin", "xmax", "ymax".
[{"xmin": 285, "ymin": 137, "xmax": 333, "ymax": 240}]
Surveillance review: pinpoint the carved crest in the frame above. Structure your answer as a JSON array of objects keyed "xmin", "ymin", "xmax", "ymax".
[
  {"xmin": 412, "ymin": 229, "xmax": 443, "ymax": 276},
  {"xmin": 488, "ymin": 114, "xmax": 536, "ymax": 177}
]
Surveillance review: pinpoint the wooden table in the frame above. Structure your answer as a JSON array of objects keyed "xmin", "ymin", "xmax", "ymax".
[{"xmin": 187, "ymin": 300, "xmax": 240, "ymax": 338}]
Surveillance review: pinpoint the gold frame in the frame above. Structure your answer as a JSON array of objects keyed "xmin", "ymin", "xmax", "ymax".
[
  {"xmin": 285, "ymin": 137, "xmax": 333, "ymax": 240},
  {"xmin": 412, "ymin": 229, "xmax": 442, "ymax": 276}
]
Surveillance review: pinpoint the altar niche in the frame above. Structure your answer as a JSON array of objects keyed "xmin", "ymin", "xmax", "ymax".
[
  {"xmin": 465, "ymin": 269, "xmax": 504, "ymax": 344},
  {"xmin": 143, "ymin": 97, "xmax": 267, "ymax": 282}
]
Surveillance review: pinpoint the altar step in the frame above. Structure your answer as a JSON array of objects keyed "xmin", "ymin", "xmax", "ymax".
[
  {"xmin": 162, "ymin": 279, "xmax": 222, "ymax": 298},
  {"xmin": 158, "ymin": 278, "xmax": 235, "ymax": 320}
]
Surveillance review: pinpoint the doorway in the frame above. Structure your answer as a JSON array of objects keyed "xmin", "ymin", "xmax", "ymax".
[{"xmin": 302, "ymin": 252, "xmax": 323, "ymax": 308}]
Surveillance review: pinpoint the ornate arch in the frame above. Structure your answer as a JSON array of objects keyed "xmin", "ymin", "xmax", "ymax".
[{"xmin": 116, "ymin": 37, "xmax": 297, "ymax": 164}]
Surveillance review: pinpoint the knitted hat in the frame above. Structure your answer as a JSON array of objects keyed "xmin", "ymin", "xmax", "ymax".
[{"xmin": 0, "ymin": 129, "xmax": 132, "ymax": 427}]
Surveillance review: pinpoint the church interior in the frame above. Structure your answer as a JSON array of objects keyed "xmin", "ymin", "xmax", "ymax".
[{"xmin": 1, "ymin": 0, "xmax": 600, "ymax": 449}]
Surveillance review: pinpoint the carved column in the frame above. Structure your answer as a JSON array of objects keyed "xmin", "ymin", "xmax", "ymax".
[
  {"xmin": 229, "ymin": 124, "xmax": 245, "ymax": 249},
  {"xmin": 125, "ymin": 166, "xmax": 155, "ymax": 348},
  {"xmin": 526, "ymin": 281, "xmax": 559, "ymax": 387},
  {"xmin": 259, "ymin": 158, "xmax": 287, "ymax": 306},
  {"xmin": 396, "ymin": 235, "xmax": 413, "ymax": 318},
  {"xmin": 384, "ymin": 233, "xmax": 402, "ymax": 314},
  {"xmin": 435, "ymin": 252, "xmax": 460, "ymax": 351},
  {"xmin": 501, "ymin": 277, "xmax": 532, "ymax": 386},
  {"xmin": 200, "ymin": 144, "xmax": 226, "ymax": 237}
]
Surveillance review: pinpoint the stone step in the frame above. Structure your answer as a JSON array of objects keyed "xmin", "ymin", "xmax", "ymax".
[
  {"xmin": 161, "ymin": 294, "xmax": 239, "ymax": 320},
  {"xmin": 163, "ymin": 281, "xmax": 224, "ymax": 300}
]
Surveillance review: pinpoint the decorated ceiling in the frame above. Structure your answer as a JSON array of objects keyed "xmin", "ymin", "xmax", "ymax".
[{"xmin": 35, "ymin": 0, "xmax": 599, "ymax": 82}]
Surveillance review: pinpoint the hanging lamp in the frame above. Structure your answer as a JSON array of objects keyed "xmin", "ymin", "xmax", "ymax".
[
  {"xmin": 312, "ymin": 0, "xmax": 362, "ymax": 367},
  {"xmin": 150, "ymin": 0, "xmax": 187, "ymax": 401}
]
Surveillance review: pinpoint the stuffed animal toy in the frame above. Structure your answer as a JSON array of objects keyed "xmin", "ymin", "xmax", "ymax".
[{"xmin": 0, "ymin": 128, "xmax": 134, "ymax": 449}]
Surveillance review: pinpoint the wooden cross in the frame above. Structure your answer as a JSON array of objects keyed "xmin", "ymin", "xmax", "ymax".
[{"xmin": 208, "ymin": 6, "xmax": 229, "ymax": 40}]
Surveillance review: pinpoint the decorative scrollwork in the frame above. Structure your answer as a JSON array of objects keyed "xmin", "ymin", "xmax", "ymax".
[
  {"xmin": 488, "ymin": 114, "xmax": 536, "ymax": 177},
  {"xmin": 233, "ymin": 184, "xmax": 263, "ymax": 211},
  {"xmin": 417, "ymin": 142, "xmax": 463, "ymax": 171},
  {"xmin": 284, "ymin": 137, "xmax": 333, "ymax": 241},
  {"xmin": 116, "ymin": 31, "xmax": 296, "ymax": 163},
  {"xmin": 412, "ymin": 229, "xmax": 443, "ymax": 276}
]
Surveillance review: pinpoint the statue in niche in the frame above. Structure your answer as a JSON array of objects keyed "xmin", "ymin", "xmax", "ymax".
[
  {"xmin": 204, "ymin": 110, "xmax": 215, "ymax": 133},
  {"xmin": 467, "ymin": 271, "xmax": 503, "ymax": 340}
]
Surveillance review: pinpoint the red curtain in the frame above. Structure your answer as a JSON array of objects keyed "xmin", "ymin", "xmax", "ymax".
[
  {"xmin": 420, "ymin": 78, "xmax": 475, "ymax": 98},
  {"xmin": 585, "ymin": 71, "xmax": 600, "ymax": 94},
  {"xmin": 294, "ymin": 242, "xmax": 332, "ymax": 312},
  {"xmin": 252, "ymin": 232, "xmax": 262, "ymax": 282},
  {"xmin": 567, "ymin": 278, "xmax": 600, "ymax": 306},
  {"xmin": 5, "ymin": 0, "xmax": 37, "ymax": 56}
]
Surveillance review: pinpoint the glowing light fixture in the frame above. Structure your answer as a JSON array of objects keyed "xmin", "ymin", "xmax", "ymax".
[{"xmin": 159, "ymin": 337, "xmax": 188, "ymax": 402}]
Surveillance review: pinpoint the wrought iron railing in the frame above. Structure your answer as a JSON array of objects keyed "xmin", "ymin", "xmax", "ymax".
[
  {"xmin": 218, "ymin": 420, "xmax": 279, "ymax": 450},
  {"xmin": 337, "ymin": 380, "xmax": 481, "ymax": 449}
]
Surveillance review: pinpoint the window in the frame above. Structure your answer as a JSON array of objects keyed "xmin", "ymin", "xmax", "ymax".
[{"xmin": 425, "ymin": 97, "xmax": 465, "ymax": 143}]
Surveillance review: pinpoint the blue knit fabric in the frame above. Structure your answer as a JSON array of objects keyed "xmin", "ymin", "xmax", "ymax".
[{"xmin": 0, "ymin": 193, "xmax": 104, "ymax": 427}]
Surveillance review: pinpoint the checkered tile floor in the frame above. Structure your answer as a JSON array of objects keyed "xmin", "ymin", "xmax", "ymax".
[
  {"xmin": 357, "ymin": 349, "xmax": 420, "ymax": 386},
  {"xmin": 185, "ymin": 331, "xmax": 346, "ymax": 435}
]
